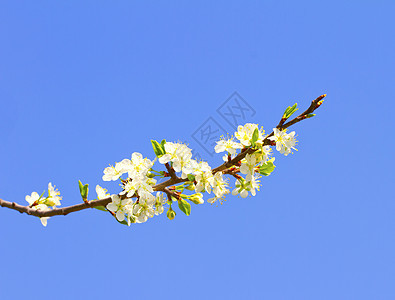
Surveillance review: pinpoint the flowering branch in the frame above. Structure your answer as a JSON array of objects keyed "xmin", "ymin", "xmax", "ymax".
[{"xmin": 0, "ymin": 94, "xmax": 327, "ymax": 226}]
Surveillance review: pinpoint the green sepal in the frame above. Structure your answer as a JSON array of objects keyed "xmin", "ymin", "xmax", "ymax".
[
  {"xmin": 151, "ymin": 140, "xmax": 165, "ymax": 157},
  {"xmin": 178, "ymin": 198, "xmax": 191, "ymax": 216},
  {"xmin": 187, "ymin": 174, "xmax": 195, "ymax": 182}
]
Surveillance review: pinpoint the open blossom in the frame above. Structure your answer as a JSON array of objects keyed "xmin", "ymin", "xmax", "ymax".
[
  {"xmin": 235, "ymin": 123, "xmax": 265, "ymax": 147},
  {"xmin": 268, "ymin": 128, "xmax": 297, "ymax": 156},
  {"xmin": 25, "ymin": 192, "xmax": 40, "ymax": 206},
  {"xmin": 247, "ymin": 174, "xmax": 261, "ymax": 196},
  {"xmin": 208, "ymin": 172, "xmax": 229, "ymax": 204},
  {"xmin": 132, "ymin": 194, "xmax": 156, "ymax": 223},
  {"xmin": 120, "ymin": 178, "xmax": 155, "ymax": 198},
  {"xmin": 240, "ymin": 153, "xmax": 258, "ymax": 182},
  {"xmin": 232, "ymin": 174, "xmax": 261, "ymax": 198},
  {"xmin": 102, "ymin": 164, "xmax": 124, "ymax": 181},
  {"xmin": 255, "ymin": 146, "xmax": 272, "ymax": 164},
  {"xmin": 159, "ymin": 142, "xmax": 193, "ymax": 178},
  {"xmin": 215, "ymin": 137, "xmax": 243, "ymax": 155},
  {"xmin": 25, "ymin": 183, "xmax": 61, "ymax": 227},
  {"xmin": 154, "ymin": 192, "xmax": 166, "ymax": 215},
  {"xmin": 195, "ymin": 168, "xmax": 214, "ymax": 193},
  {"xmin": 102, "ymin": 152, "xmax": 155, "ymax": 182},
  {"xmin": 47, "ymin": 183, "xmax": 62, "ymax": 207},
  {"xmin": 127, "ymin": 153, "xmax": 155, "ymax": 179},
  {"xmin": 96, "ymin": 185, "xmax": 110, "ymax": 199},
  {"xmin": 106, "ymin": 194, "xmax": 133, "ymax": 222}
]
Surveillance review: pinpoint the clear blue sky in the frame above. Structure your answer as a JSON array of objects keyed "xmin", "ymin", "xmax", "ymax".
[{"xmin": 1, "ymin": 1, "xmax": 394, "ymax": 299}]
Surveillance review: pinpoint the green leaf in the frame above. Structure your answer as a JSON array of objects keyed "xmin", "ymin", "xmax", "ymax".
[
  {"xmin": 78, "ymin": 180, "xmax": 89, "ymax": 200},
  {"xmin": 151, "ymin": 140, "xmax": 164, "ymax": 157},
  {"xmin": 93, "ymin": 206, "xmax": 107, "ymax": 212},
  {"xmin": 178, "ymin": 199, "xmax": 191, "ymax": 216},
  {"xmin": 259, "ymin": 160, "xmax": 276, "ymax": 176},
  {"xmin": 160, "ymin": 139, "xmax": 167, "ymax": 153},
  {"xmin": 251, "ymin": 128, "xmax": 259, "ymax": 146},
  {"xmin": 187, "ymin": 174, "xmax": 195, "ymax": 182}
]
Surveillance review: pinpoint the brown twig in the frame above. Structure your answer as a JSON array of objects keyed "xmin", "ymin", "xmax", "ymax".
[{"xmin": 0, "ymin": 94, "xmax": 326, "ymax": 219}]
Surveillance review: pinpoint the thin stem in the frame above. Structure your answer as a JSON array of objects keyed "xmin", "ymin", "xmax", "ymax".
[{"xmin": 0, "ymin": 94, "xmax": 326, "ymax": 219}]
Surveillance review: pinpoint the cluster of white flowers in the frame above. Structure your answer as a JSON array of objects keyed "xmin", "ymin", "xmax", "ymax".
[
  {"xmin": 97, "ymin": 122, "xmax": 300, "ymax": 225},
  {"xmin": 157, "ymin": 143, "xmax": 230, "ymax": 204},
  {"xmin": 25, "ymin": 182, "xmax": 62, "ymax": 226},
  {"xmin": 104, "ymin": 192, "xmax": 166, "ymax": 225},
  {"xmin": 159, "ymin": 142, "xmax": 193, "ymax": 179},
  {"xmin": 100, "ymin": 152, "xmax": 167, "ymax": 225},
  {"xmin": 25, "ymin": 119, "xmax": 301, "ymax": 227}
]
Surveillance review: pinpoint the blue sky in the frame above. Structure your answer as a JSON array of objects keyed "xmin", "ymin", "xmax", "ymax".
[{"xmin": 0, "ymin": 1, "xmax": 394, "ymax": 299}]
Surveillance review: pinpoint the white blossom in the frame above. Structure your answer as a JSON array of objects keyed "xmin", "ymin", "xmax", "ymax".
[
  {"xmin": 215, "ymin": 137, "xmax": 243, "ymax": 155},
  {"xmin": 268, "ymin": 128, "xmax": 297, "ymax": 156},
  {"xmin": 154, "ymin": 192, "xmax": 166, "ymax": 215},
  {"xmin": 235, "ymin": 123, "xmax": 264, "ymax": 147},
  {"xmin": 102, "ymin": 164, "xmax": 123, "ymax": 181},
  {"xmin": 47, "ymin": 182, "xmax": 62, "ymax": 207},
  {"xmin": 106, "ymin": 194, "xmax": 132, "ymax": 222},
  {"xmin": 159, "ymin": 142, "xmax": 193, "ymax": 178},
  {"xmin": 240, "ymin": 153, "xmax": 258, "ymax": 182},
  {"xmin": 208, "ymin": 172, "xmax": 229, "ymax": 204},
  {"xmin": 96, "ymin": 185, "xmax": 110, "ymax": 200},
  {"xmin": 25, "ymin": 192, "xmax": 40, "ymax": 206}
]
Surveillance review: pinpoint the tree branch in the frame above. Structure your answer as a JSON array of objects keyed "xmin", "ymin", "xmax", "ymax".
[{"xmin": 0, "ymin": 94, "xmax": 326, "ymax": 219}]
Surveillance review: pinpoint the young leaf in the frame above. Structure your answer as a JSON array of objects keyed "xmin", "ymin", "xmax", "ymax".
[
  {"xmin": 251, "ymin": 128, "xmax": 259, "ymax": 146},
  {"xmin": 178, "ymin": 199, "xmax": 191, "ymax": 216},
  {"xmin": 283, "ymin": 103, "xmax": 299, "ymax": 119},
  {"xmin": 160, "ymin": 139, "xmax": 167, "ymax": 153},
  {"xmin": 259, "ymin": 160, "xmax": 276, "ymax": 176},
  {"xmin": 78, "ymin": 180, "xmax": 89, "ymax": 200},
  {"xmin": 151, "ymin": 140, "xmax": 164, "ymax": 157}
]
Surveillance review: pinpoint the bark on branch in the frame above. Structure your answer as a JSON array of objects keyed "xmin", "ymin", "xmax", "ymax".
[{"xmin": 0, "ymin": 94, "xmax": 326, "ymax": 219}]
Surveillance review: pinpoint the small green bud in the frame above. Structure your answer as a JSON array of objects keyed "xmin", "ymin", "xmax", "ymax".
[
  {"xmin": 184, "ymin": 184, "xmax": 195, "ymax": 191},
  {"xmin": 167, "ymin": 207, "xmax": 176, "ymax": 220}
]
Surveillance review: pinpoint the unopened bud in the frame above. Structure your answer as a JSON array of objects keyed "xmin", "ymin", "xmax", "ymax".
[
  {"xmin": 167, "ymin": 207, "xmax": 176, "ymax": 220},
  {"xmin": 189, "ymin": 193, "xmax": 204, "ymax": 205},
  {"xmin": 184, "ymin": 184, "xmax": 195, "ymax": 191}
]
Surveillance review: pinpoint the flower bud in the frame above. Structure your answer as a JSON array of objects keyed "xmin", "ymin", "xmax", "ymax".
[
  {"xmin": 167, "ymin": 207, "xmax": 176, "ymax": 220},
  {"xmin": 184, "ymin": 184, "xmax": 195, "ymax": 191},
  {"xmin": 188, "ymin": 193, "xmax": 204, "ymax": 205}
]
